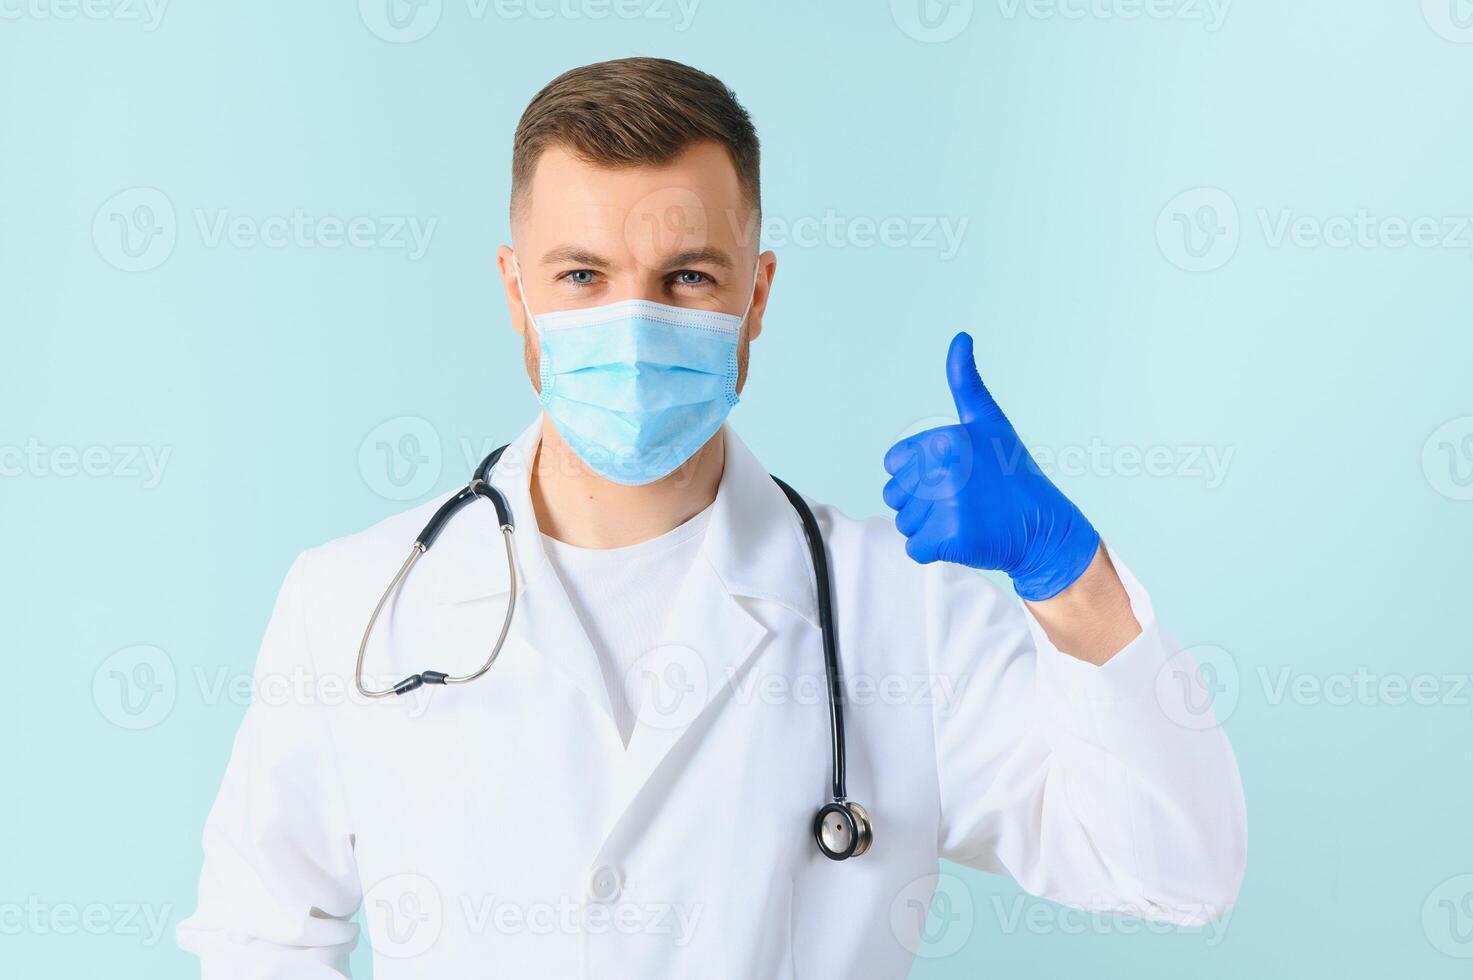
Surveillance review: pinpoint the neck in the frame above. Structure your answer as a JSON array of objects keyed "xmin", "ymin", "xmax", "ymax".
[{"xmin": 530, "ymin": 415, "xmax": 724, "ymax": 548}]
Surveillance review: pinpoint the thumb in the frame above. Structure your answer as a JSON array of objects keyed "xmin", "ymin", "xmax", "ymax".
[{"xmin": 945, "ymin": 332, "xmax": 1001, "ymax": 425}]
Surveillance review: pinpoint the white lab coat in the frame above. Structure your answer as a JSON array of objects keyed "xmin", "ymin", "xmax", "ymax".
[{"xmin": 178, "ymin": 417, "xmax": 1246, "ymax": 978}]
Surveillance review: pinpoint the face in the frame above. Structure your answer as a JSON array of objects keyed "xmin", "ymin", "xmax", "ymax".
[{"xmin": 496, "ymin": 141, "xmax": 776, "ymax": 395}]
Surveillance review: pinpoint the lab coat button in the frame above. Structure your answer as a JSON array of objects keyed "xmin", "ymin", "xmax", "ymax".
[{"xmin": 587, "ymin": 866, "xmax": 622, "ymax": 903}]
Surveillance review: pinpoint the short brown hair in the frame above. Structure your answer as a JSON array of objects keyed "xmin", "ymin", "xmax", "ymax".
[{"xmin": 511, "ymin": 57, "xmax": 760, "ymax": 219}]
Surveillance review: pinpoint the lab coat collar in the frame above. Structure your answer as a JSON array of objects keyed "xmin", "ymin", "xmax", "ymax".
[
  {"xmin": 703, "ymin": 427, "xmax": 821, "ymax": 627},
  {"xmin": 426, "ymin": 413, "xmax": 821, "ymax": 842}
]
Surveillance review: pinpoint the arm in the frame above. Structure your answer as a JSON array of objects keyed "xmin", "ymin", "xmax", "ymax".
[
  {"xmin": 882, "ymin": 331, "xmax": 1145, "ymax": 667},
  {"xmin": 923, "ymin": 553, "xmax": 1246, "ymax": 922},
  {"xmin": 176, "ymin": 552, "xmax": 362, "ymax": 976},
  {"xmin": 885, "ymin": 332, "xmax": 1245, "ymax": 918}
]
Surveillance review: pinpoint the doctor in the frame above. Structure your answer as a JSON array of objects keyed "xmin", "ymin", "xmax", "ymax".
[{"xmin": 179, "ymin": 57, "xmax": 1246, "ymax": 977}]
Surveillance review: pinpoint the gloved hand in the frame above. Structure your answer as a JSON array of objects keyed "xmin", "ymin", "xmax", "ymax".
[{"xmin": 882, "ymin": 332, "xmax": 1101, "ymax": 601}]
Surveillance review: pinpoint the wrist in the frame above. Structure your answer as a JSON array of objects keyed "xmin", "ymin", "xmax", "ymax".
[
  {"xmin": 1009, "ymin": 509, "xmax": 1101, "ymax": 601},
  {"xmin": 1023, "ymin": 543, "xmax": 1142, "ymax": 664}
]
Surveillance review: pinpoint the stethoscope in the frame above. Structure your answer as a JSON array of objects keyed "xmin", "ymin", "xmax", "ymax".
[{"xmin": 354, "ymin": 445, "xmax": 873, "ymax": 861}]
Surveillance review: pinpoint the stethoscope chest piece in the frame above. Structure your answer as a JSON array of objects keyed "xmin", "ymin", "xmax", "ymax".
[{"xmin": 814, "ymin": 800, "xmax": 873, "ymax": 861}]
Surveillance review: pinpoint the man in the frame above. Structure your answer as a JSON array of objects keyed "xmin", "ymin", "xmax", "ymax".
[{"xmin": 179, "ymin": 57, "xmax": 1245, "ymax": 977}]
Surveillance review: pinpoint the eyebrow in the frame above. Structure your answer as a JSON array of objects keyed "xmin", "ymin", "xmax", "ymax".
[
  {"xmin": 537, "ymin": 244, "xmax": 736, "ymax": 271},
  {"xmin": 539, "ymin": 245, "xmax": 611, "ymax": 267},
  {"xmin": 659, "ymin": 247, "xmax": 734, "ymax": 271}
]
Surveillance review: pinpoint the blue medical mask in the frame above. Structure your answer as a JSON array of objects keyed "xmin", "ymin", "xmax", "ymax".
[{"xmin": 514, "ymin": 259, "xmax": 756, "ymax": 486}]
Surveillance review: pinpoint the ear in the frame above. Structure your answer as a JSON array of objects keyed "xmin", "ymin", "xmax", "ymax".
[
  {"xmin": 744, "ymin": 250, "xmax": 777, "ymax": 342},
  {"xmin": 495, "ymin": 245, "xmax": 530, "ymax": 336}
]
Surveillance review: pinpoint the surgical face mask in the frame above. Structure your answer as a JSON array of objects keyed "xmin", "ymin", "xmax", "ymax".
[{"xmin": 513, "ymin": 257, "xmax": 757, "ymax": 486}]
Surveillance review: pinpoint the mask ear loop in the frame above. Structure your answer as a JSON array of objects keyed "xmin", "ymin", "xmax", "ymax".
[
  {"xmin": 737, "ymin": 261, "xmax": 760, "ymax": 330},
  {"xmin": 511, "ymin": 254, "xmax": 537, "ymax": 325},
  {"xmin": 512, "ymin": 254, "xmax": 554, "ymax": 404}
]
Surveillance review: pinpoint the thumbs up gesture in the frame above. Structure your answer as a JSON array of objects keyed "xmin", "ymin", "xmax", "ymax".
[{"xmin": 882, "ymin": 333, "xmax": 1102, "ymax": 601}]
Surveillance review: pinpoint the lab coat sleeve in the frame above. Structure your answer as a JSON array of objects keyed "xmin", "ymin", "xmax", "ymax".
[
  {"xmin": 927, "ymin": 547, "xmax": 1246, "ymax": 924},
  {"xmin": 176, "ymin": 551, "xmax": 363, "ymax": 976}
]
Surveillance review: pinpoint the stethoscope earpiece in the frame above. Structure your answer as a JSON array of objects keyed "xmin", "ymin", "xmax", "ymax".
[{"xmin": 814, "ymin": 800, "xmax": 873, "ymax": 861}]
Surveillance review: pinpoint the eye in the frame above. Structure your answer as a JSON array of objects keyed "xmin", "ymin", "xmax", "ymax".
[
  {"xmin": 563, "ymin": 269, "xmax": 596, "ymax": 286},
  {"xmin": 673, "ymin": 270, "xmax": 711, "ymax": 287}
]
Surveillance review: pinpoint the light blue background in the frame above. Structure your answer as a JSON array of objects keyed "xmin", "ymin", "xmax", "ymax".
[{"xmin": 3, "ymin": 1, "xmax": 1472, "ymax": 976}]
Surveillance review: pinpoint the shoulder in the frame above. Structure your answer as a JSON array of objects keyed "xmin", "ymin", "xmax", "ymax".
[
  {"xmin": 807, "ymin": 498, "xmax": 1013, "ymax": 614},
  {"xmin": 808, "ymin": 501, "xmax": 909, "ymax": 572},
  {"xmin": 285, "ymin": 491, "xmax": 463, "ymax": 603},
  {"xmin": 317, "ymin": 494, "xmax": 453, "ymax": 559}
]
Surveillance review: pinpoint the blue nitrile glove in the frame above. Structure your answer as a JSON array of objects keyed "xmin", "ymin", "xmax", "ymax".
[{"xmin": 882, "ymin": 332, "xmax": 1101, "ymax": 601}]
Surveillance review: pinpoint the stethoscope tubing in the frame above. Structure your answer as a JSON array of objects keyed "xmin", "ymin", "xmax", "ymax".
[
  {"xmin": 771, "ymin": 476, "xmax": 847, "ymax": 803},
  {"xmin": 353, "ymin": 446, "xmax": 862, "ymax": 850},
  {"xmin": 354, "ymin": 447, "xmax": 517, "ymax": 699}
]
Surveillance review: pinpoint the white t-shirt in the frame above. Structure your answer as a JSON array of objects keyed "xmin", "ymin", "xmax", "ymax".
[{"xmin": 540, "ymin": 505, "xmax": 713, "ymax": 746}]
